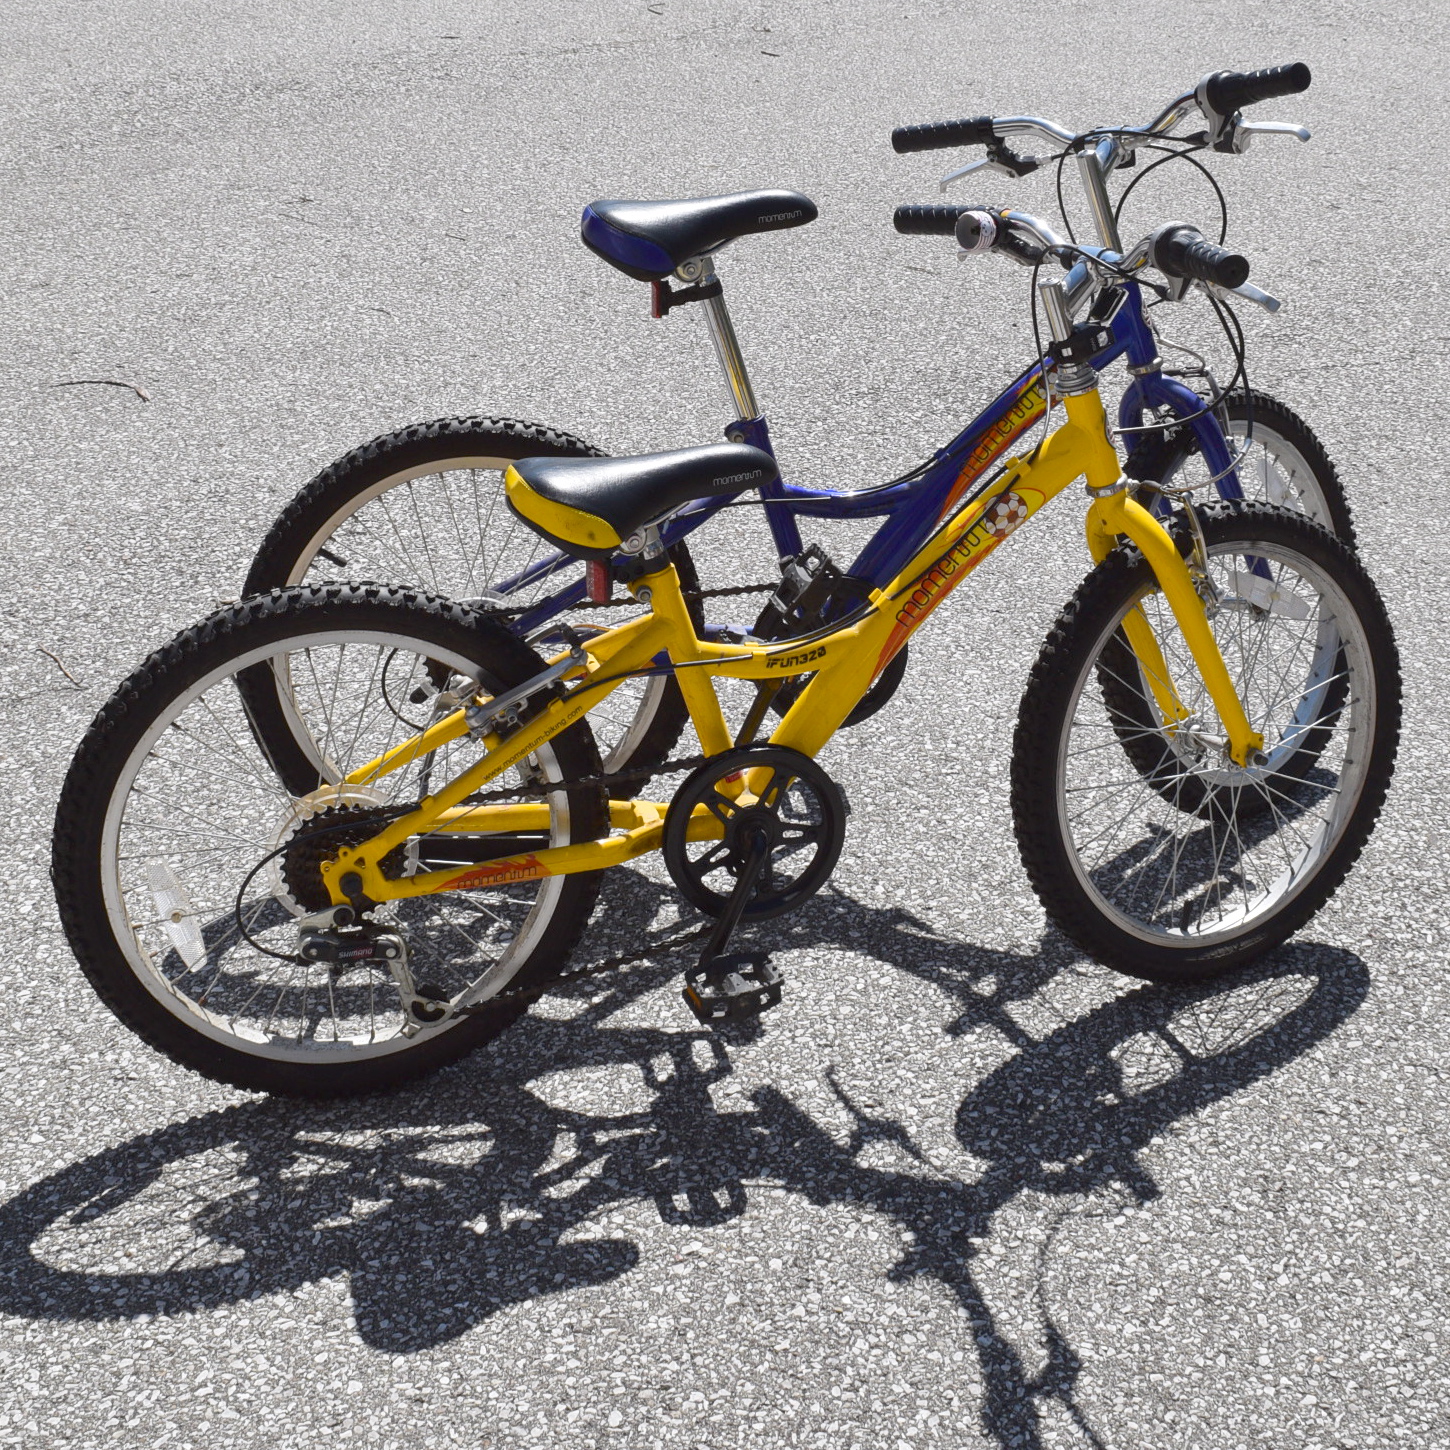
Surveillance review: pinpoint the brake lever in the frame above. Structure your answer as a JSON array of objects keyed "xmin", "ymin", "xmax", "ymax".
[
  {"xmin": 1227, "ymin": 119, "xmax": 1311, "ymax": 153},
  {"xmin": 939, "ymin": 156, "xmax": 1013, "ymax": 191},
  {"xmin": 1204, "ymin": 279, "xmax": 1282, "ymax": 314},
  {"xmin": 939, "ymin": 141, "xmax": 1046, "ymax": 192}
]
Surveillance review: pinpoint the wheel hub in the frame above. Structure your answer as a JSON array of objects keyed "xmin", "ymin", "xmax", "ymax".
[{"xmin": 722, "ymin": 803, "xmax": 784, "ymax": 870}]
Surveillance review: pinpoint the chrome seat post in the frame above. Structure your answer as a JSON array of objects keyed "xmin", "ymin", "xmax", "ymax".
[{"xmin": 677, "ymin": 256, "xmax": 759, "ymax": 421}]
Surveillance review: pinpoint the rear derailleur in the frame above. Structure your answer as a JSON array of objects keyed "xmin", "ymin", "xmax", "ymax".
[{"xmin": 296, "ymin": 905, "xmax": 450, "ymax": 1031}]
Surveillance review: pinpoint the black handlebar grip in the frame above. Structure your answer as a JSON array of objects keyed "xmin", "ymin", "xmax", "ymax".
[
  {"xmin": 893, "ymin": 204, "xmax": 971, "ymax": 236},
  {"xmin": 1154, "ymin": 226, "xmax": 1250, "ymax": 289},
  {"xmin": 891, "ymin": 116, "xmax": 995, "ymax": 154},
  {"xmin": 1203, "ymin": 62, "xmax": 1311, "ymax": 116}
]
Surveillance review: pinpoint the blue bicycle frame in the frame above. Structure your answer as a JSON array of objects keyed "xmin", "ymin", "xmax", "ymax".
[{"xmin": 505, "ymin": 278, "xmax": 1238, "ymax": 636}]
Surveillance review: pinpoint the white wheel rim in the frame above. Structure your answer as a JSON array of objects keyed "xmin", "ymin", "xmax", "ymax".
[
  {"xmin": 101, "ymin": 628, "xmax": 573, "ymax": 1063},
  {"xmin": 1055, "ymin": 538, "xmax": 1375, "ymax": 947}
]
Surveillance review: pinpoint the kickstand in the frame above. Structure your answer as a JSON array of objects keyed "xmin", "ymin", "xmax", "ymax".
[{"xmin": 681, "ymin": 825, "xmax": 784, "ymax": 1024}]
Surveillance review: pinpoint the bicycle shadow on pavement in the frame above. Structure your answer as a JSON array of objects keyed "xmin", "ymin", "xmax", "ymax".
[{"xmin": 0, "ymin": 875, "xmax": 1369, "ymax": 1450}]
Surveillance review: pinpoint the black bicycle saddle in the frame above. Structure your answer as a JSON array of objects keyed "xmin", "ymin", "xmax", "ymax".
[
  {"xmin": 505, "ymin": 443, "xmax": 778, "ymax": 560},
  {"xmin": 580, "ymin": 190, "xmax": 817, "ymax": 281}
]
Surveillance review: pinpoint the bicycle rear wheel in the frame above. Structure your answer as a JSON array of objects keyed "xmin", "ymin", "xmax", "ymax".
[
  {"xmin": 1012, "ymin": 502, "xmax": 1398, "ymax": 983},
  {"xmin": 52, "ymin": 585, "xmax": 607, "ymax": 1097},
  {"xmin": 242, "ymin": 417, "xmax": 698, "ymax": 777},
  {"xmin": 1157, "ymin": 389, "xmax": 1356, "ymax": 542}
]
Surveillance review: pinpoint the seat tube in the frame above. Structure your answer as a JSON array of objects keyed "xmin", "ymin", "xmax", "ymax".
[{"xmin": 638, "ymin": 556, "xmax": 734, "ymax": 757}]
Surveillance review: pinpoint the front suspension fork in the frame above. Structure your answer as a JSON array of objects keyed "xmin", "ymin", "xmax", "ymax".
[
  {"xmin": 1054, "ymin": 383, "xmax": 1262, "ymax": 768},
  {"xmin": 1085, "ymin": 487, "xmax": 1263, "ymax": 767}
]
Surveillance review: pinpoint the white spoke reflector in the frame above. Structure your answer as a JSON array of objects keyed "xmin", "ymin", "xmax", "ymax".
[
  {"xmin": 147, "ymin": 861, "xmax": 208, "ymax": 970},
  {"xmin": 1224, "ymin": 570, "xmax": 1313, "ymax": 621},
  {"xmin": 1255, "ymin": 454, "xmax": 1287, "ymax": 506}
]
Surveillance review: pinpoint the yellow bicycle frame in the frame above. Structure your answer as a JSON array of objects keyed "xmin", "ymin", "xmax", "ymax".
[{"xmin": 317, "ymin": 383, "xmax": 1262, "ymax": 909}]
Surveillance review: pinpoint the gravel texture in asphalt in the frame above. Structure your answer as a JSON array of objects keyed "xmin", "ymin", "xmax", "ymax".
[{"xmin": 3, "ymin": 2, "xmax": 1448, "ymax": 1448}]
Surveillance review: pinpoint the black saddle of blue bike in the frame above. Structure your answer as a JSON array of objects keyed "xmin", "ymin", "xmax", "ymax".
[{"xmin": 581, "ymin": 190, "xmax": 817, "ymax": 281}]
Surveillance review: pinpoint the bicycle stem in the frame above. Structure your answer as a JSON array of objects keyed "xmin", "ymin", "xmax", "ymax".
[{"xmin": 1076, "ymin": 140, "xmax": 1124, "ymax": 252}]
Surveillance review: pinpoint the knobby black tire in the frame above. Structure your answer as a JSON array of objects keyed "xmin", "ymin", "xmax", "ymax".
[
  {"xmin": 52, "ymin": 584, "xmax": 609, "ymax": 1098},
  {"xmin": 1012, "ymin": 502, "xmax": 1399, "ymax": 984},
  {"xmin": 1144, "ymin": 389, "xmax": 1357, "ymax": 545},
  {"xmin": 242, "ymin": 416, "xmax": 698, "ymax": 782}
]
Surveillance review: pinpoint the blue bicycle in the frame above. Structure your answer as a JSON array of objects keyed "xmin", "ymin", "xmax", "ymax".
[{"xmin": 244, "ymin": 63, "xmax": 1347, "ymax": 781}]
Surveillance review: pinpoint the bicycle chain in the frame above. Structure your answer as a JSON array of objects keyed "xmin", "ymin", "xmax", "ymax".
[{"xmin": 464, "ymin": 749, "xmax": 718, "ymax": 805}]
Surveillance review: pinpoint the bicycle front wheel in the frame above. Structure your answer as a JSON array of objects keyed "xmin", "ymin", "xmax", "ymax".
[
  {"xmin": 52, "ymin": 585, "xmax": 608, "ymax": 1097},
  {"xmin": 1011, "ymin": 502, "xmax": 1399, "ymax": 983},
  {"xmin": 243, "ymin": 417, "xmax": 698, "ymax": 777},
  {"xmin": 1148, "ymin": 388, "xmax": 1356, "ymax": 541}
]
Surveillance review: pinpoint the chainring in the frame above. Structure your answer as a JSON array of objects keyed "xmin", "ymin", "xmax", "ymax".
[{"xmin": 662, "ymin": 745, "xmax": 847, "ymax": 921}]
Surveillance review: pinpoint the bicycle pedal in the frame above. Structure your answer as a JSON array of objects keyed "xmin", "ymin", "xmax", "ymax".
[{"xmin": 682, "ymin": 953, "xmax": 783, "ymax": 1024}]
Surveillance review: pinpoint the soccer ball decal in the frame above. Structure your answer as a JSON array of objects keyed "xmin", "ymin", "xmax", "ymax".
[{"xmin": 981, "ymin": 491, "xmax": 1029, "ymax": 539}]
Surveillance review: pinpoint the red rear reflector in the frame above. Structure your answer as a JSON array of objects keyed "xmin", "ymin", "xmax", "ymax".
[{"xmin": 586, "ymin": 561, "xmax": 610, "ymax": 603}]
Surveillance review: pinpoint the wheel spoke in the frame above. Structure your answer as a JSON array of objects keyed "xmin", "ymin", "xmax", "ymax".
[
  {"xmin": 1036, "ymin": 519, "xmax": 1381, "ymax": 951},
  {"xmin": 70, "ymin": 594, "xmax": 600, "ymax": 1088}
]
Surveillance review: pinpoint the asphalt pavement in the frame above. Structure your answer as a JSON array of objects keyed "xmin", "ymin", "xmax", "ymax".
[{"xmin": 2, "ymin": 2, "xmax": 1448, "ymax": 1447}]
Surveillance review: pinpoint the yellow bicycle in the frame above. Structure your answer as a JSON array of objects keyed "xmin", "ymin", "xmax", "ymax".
[{"xmin": 52, "ymin": 209, "xmax": 1399, "ymax": 1096}]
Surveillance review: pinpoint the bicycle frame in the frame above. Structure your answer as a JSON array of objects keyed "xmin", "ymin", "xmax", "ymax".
[
  {"xmin": 314, "ymin": 382, "xmax": 1262, "ymax": 932},
  {"xmin": 498, "ymin": 278, "xmax": 1238, "ymax": 638}
]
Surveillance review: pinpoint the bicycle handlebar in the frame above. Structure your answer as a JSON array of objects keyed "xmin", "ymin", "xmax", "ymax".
[
  {"xmin": 1150, "ymin": 225, "xmax": 1250, "ymax": 289},
  {"xmin": 893, "ymin": 204, "xmax": 1063, "ymax": 266},
  {"xmin": 896, "ymin": 204, "xmax": 1255, "ymax": 301},
  {"xmin": 1200, "ymin": 62, "xmax": 1311, "ymax": 119},
  {"xmin": 892, "ymin": 60, "xmax": 1310, "ymax": 156},
  {"xmin": 892, "ymin": 204, "xmax": 971, "ymax": 235},
  {"xmin": 891, "ymin": 116, "xmax": 994, "ymax": 154}
]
